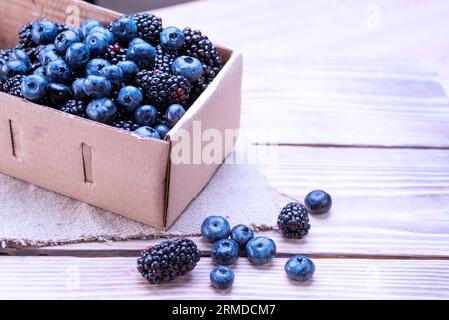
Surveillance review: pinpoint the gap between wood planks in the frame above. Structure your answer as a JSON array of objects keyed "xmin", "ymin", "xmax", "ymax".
[{"xmin": 253, "ymin": 142, "xmax": 449, "ymax": 150}]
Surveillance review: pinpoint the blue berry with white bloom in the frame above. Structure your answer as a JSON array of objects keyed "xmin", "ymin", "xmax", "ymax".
[
  {"xmin": 246, "ymin": 237, "xmax": 276, "ymax": 265},
  {"xmin": 201, "ymin": 216, "xmax": 231, "ymax": 243},
  {"xmin": 46, "ymin": 59, "xmax": 72, "ymax": 84},
  {"xmin": 85, "ymin": 32, "xmax": 110, "ymax": 57},
  {"xmin": 134, "ymin": 105, "xmax": 158, "ymax": 126},
  {"xmin": 89, "ymin": 26, "xmax": 115, "ymax": 44},
  {"xmin": 101, "ymin": 65, "xmax": 124, "ymax": 84},
  {"xmin": 9, "ymin": 50, "xmax": 31, "ymax": 67},
  {"xmin": 1, "ymin": 60, "xmax": 28, "ymax": 78},
  {"xmin": 154, "ymin": 123, "xmax": 171, "ymax": 139},
  {"xmin": 210, "ymin": 266, "xmax": 235, "ymax": 290},
  {"xmin": 81, "ymin": 18, "xmax": 103, "ymax": 37},
  {"xmin": 47, "ymin": 83, "xmax": 71, "ymax": 105},
  {"xmin": 134, "ymin": 126, "xmax": 161, "ymax": 139},
  {"xmin": 21, "ymin": 75, "xmax": 48, "ymax": 101},
  {"xmin": 83, "ymin": 75, "xmax": 112, "ymax": 99},
  {"xmin": 305, "ymin": 190, "xmax": 332, "ymax": 215},
  {"xmin": 54, "ymin": 30, "xmax": 81, "ymax": 55},
  {"xmin": 160, "ymin": 27, "xmax": 185, "ymax": 52},
  {"xmin": 172, "ymin": 56, "xmax": 203, "ymax": 82},
  {"xmin": 65, "ymin": 42, "xmax": 90, "ymax": 70},
  {"xmin": 165, "ymin": 104, "xmax": 186, "ymax": 128},
  {"xmin": 72, "ymin": 78, "xmax": 87, "ymax": 100},
  {"xmin": 126, "ymin": 41, "xmax": 156, "ymax": 69},
  {"xmin": 31, "ymin": 19, "xmax": 58, "ymax": 45},
  {"xmin": 86, "ymin": 58, "xmax": 111, "ymax": 76},
  {"xmin": 39, "ymin": 50, "xmax": 60, "ymax": 66},
  {"xmin": 118, "ymin": 86, "xmax": 143, "ymax": 114},
  {"xmin": 86, "ymin": 98, "xmax": 117, "ymax": 124},
  {"xmin": 230, "ymin": 224, "xmax": 254, "ymax": 247},
  {"xmin": 110, "ymin": 17, "xmax": 137, "ymax": 44},
  {"xmin": 284, "ymin": 256, "xmax": 315, "ymax": 282},
  {"xmin": 211, "ymin": 239, "xmax": 240, "ymax": 265},
  {"xmin": 117, "ymin": 60, "xmax": 139, "ymax": 81}
]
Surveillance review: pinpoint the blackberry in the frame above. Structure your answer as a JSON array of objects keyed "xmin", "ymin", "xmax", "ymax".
[
  {"xmin": 130, "ymin": 13, "xmax": 162, "ymax": 46},
  {"xmin": 59, "ymin": 100, "xmax": 86, "ymax": 116},
  {"xmin": 17, "ymin": 22, "xmax": 36, "ymax": 52},
  {"xmin": 183, "ymin": 27, "xmax": 223, "ymax": 69},
  {"xmin": 190, "ymin": 63, "xmax": 221, "ymax": 102},
  {"xmin": 137, "ymin": 238, "xmax": 201, "ymax": 284},
  {"xmin": 105, "ymin": 43, "xmax": 127, "ymax": 65},
  {"xmin": 277, "ymin": 202, "xmax": 311, "ymax": 239},
  {"xmin": 154, "ymin": 45, "xmax": 176, "ymax": 74},
  {"xmin": 2, "ymin": 75, "xmax": 25, "ymax": 98},
  {"xmin": 135, "ymin": 70, "xmax": 191, "ymax": 108},
  {"xmin": 112, "ymin": 119, "xmax": 140, "ymax": 131},
  {"xmin": 0, "ymin": 49, "xmax": 11, "ymax": 61}
]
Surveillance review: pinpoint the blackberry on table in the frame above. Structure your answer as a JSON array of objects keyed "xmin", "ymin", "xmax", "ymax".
[
  {"xmin": 112, "ymin": 119, "xmax": 140, "ymax": 131},
  {"xmin": 137, "ymin": 238, "xmax": 201, "ymax": 284},
  {"xmin": 59, "ymin": 100, "xmax": 86, "ymax": 116},
  {"xmin": 135, "ymin": 70, "xmax": 191, "ymax": 108},
  {"xmin": 105, "ymin": 43, "xmax": 127, "ymax": 65},
  {"xmin": 2, "ymin": 75, "xmax": 25, "ymax": 98},
  {"xmin": 183, "ymin": 27, "xmax": 223, "ymax": 69},
  {"xmin": 154, "ymin": 45, "xmax": 176, "ymax": 74},
  {"xmin": 277, "ymin": 202, "xmax": 311, "ymax": 239},
  {"xmin": 130, "ymin": 13, "xmax": 162, "ymax": 46}
]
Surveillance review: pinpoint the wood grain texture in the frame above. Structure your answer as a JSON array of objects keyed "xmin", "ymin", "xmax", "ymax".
[{"xmin": 0, "ymin": 256, "xmax": 447, "ymax": 300}]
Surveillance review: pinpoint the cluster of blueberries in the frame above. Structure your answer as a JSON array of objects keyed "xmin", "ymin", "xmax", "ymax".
[
  {"xmin": 201, "ymin": 189, "xmax": 332, "ymax": 290},
  {"xmin": 1, "ymin": 16, "xmax": 212, "ymax": 140}
]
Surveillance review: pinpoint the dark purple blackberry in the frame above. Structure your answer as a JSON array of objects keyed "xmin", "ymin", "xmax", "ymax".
[
  {"xmin": 183, "ymin": 27, "xmax": 223, "ymax": 69},
  {"xmin": 0, "ymin": 49, "xmax": 11, "ymax": 61},
  {"xmin": 2, "ymin": 75, "xmax": 25, "ymax": 98},
  {"xmin": 137, "ymin": 238, "xmax": 201, "ymax": 284},
  {"xmin": 130, "ymin": 13, "xmax": 162, "ymax": 46},
  {"xmin": 17, "ymin": 22, "xmax": 36, "ymax": 52},
  {"xmin": 135, "ymin": 70, "xmax": 191, "ymax": 108},
  {"xmin": 190, "ymin": 63, "xmax": 221, "ymax": 102},
  {"xmin": 59, "ymin": 100, "xmax": 86, "ymax": 116},
  {"xmin": 277, "ymin": 202, "xmax": 311, "ymax": 239},
  {"xmin": 154, "ymin": 45, "xmax": 176, "ymax": 74},
  {"xmin": 105, "ymin": 43, "xmax": 127, "ymax": 65},
  {"xmin": 112, "ymin": 119, "xmax": 140, "ymax": 131}
]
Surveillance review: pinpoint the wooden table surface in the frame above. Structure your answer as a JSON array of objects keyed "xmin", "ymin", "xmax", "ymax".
[{"xmin": 2, "ymin": 0, "xmax": 449, "ymax": 299}]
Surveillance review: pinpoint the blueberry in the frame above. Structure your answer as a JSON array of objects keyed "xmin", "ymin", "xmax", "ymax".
[
  {"xmin": 101, "ymin": 65, "xmax": 124, "ymax": 84},
  {"xmin": 47, "ymin": 83, "xmax": 71, "ymax": 105},
  {"xmin": 284, "ymin": 256, "xmax": 315, "ymax": 282},
  {"xmin": 9, "ymin": 50, "xmax": 31, "ymax": 67},
  {"xmin": 201, "ymin": 216, "xmax": 231, "ymax": 243},
  {"xmin": 1, "ymin": 60, "xmax": 28, "ymax": 78},
  {"xmin": 72, "ymin": 28, "xmax": 85, "ymax": 42},
  {"xmin": 39, "ymin": 44, "xmax": 56, "ymax": 56},
  {"xmin": 89, "ymin": 26, "xmax": 115, "ymax": 44},
  {"xmin": 85, "ymin": 32, "xmax": 110, "ymax": 57},
  {"xmin": 110, "ymin": 17, "xmax": 137, "ymax": 44},
  {"xmin": 33, "ymin": 66, "xmax": 47, "ymax": 78},
  {"xmin": 117, "ymin": 60, "xmax": 139, "ymax": 81},
  {"xmin": 154, "ymin": 123, "xmax": 171, "ymax": 139},
  {"xmin": 129, "ymin": 38, "xmax": 146, "ymax": 46},
  {"xmin": 118, "ymin": 86, "xmax": 143, "ymax": 114},
  {"xmin": 54, "ymin": 30, "xmax": 81, "ymax": 55},
  {"xmin": 72, "ymin": 78, "xmax": 87, "ymax": 100},
  {"xmin": 210, "ymin": 266, "xmax": 235, "ymax": 290},
  {"xmin": 165, "ymin": 104, "xmax": 186, "ymax": 128},
  {"xmin": 172, "ymin": 56, "xmax": 203, "ymax": 82},
  {"xmin": 81, "ymin": 18, "xmax": 103, "ymax": 37},
  {"xmin": 211, "ymin": 239, "xmax": 240, "ymax": 265},
  {"xmin": 86, "ymin": 58, "xmax": 111, "ymax": 76},
  {"xmin": 134, "ymin": 105, "xmax": 158, "ymax": 126},
  {"xmin": 246, "ymin": 237, "xmax": 276, "ymax": 265},
  {"xmin": 305, "ymin": 190, "xmax": 332, "ymax": 215},
  {"xmin": 86, "ymin": 98, "xmax": 117, "ymax": 124},
  {"xmin": 83, "ymin": 75, "xmax": 112, "ymax": 99},
  {"xmin": 230, "ymin": 225, "xmax": 254, "ymax": 247},
  {"xmin": 32, "ymin": 19, "xmax": 58, "ymax": 45},
  {"xmin": 65, "ymin": 42, "xmax": 90, "ymax": 70},
  {"xmin": 126, "ymin": 42, "xmax": 156, "ymax": 69},
  {"xmin": 39, "ymin": 50, "xmax": 60, "ymax": 66},
  {"xmin": 46, "ymin": 59, "xmax": 72, "ymax": 84},
  {"xmin": 21, "ymin": 75, "xmax": 48, "ymax": 101},
  {"xmin": 134, "ymin": 126, "xmax": 161, "ymax": 139},
  {"xmin": 160, "ymin": 27, "xmax": 185, "ymax": 51}
]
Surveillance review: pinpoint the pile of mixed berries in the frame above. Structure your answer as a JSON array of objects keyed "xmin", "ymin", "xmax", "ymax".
[
  {"xmin": 137, "ymin": 190, "xmax": 332, "ymax": 289},
  {"xmin": 0, "ymin": 14, "xmax": 223, "ymax": 139}
]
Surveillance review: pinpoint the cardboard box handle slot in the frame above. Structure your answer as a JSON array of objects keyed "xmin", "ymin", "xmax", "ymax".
[
  {"xmin": 81, "ymin": 143, "xmax": 94, "ymax": 184},
  {"xmin": 8, "ymin": 119, "xmax": 22, "ymax": 160}
]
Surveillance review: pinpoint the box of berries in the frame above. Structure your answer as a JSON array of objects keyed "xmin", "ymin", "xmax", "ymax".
[{"xmin": 0, "ymin": 0, "xmax": 242, "ymax": 228}]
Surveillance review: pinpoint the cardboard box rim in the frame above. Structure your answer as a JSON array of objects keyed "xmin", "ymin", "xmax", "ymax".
[{"xmin": 0, "ymin": 0, "xmax": 243, "ymax": 229}]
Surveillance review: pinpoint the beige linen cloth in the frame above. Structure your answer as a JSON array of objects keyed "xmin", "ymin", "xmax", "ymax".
[{"xmin": 0, "ymin": 162, "xmax": 290, "ymax": 248}]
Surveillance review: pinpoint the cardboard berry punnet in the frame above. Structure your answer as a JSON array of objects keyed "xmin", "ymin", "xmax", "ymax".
[{"xmin": 0, "ymin": 0, "xmax": 243, "ymax": 228}]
